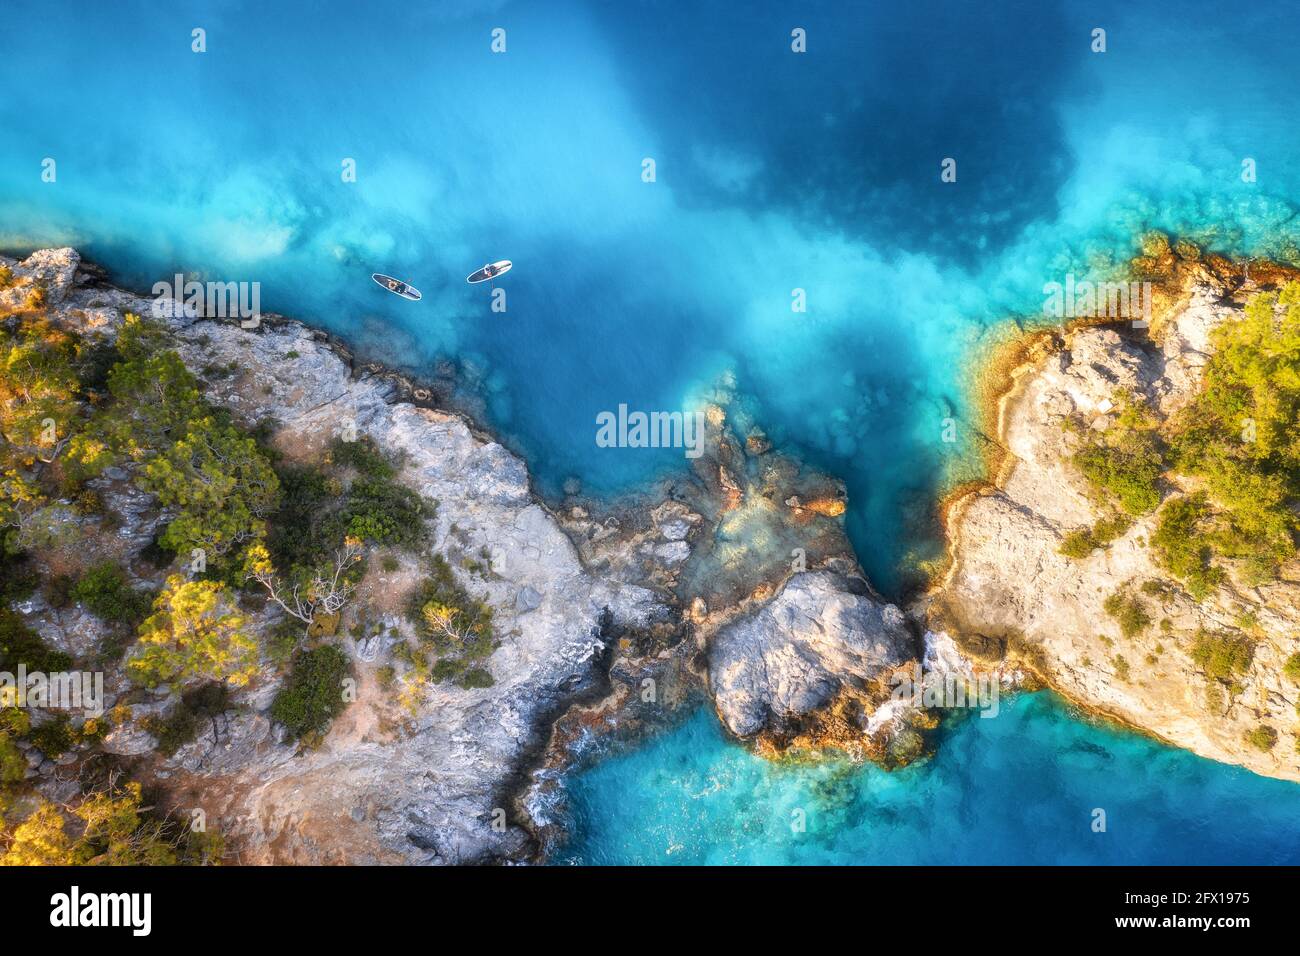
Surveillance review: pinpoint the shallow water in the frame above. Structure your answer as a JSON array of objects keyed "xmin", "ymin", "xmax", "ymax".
[
  {"xmin": 552, "ymin": 696, "xmax": 1300, "ymax": 866},
  {"xmin": 7, "ymin": 0, "xmax": 1299, "ymax": 589},
  {"xmin": 3, "ymin": 0, "xmax": 1300, "ymax": 863}
]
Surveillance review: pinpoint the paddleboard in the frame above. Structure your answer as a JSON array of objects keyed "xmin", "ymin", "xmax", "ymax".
[
  {"xmin": 467, "ymin": 260, "xmax": 512, "ymax": 284},
  {"xmin": 371, "ymin": 273, "xmax": 422, "ymax": 301}
]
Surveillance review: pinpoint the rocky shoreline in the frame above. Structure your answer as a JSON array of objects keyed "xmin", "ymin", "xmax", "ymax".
[
  {"xmin": 922, "ymin": 243, "xmax": 1300, "ymax": 783},
  {"xmin": 5, "ymin": 238, "xmax": 1298, "ymax": 865},
  {"xmin": 3, "ymin": 246, "xmax": 929, "ymax": 864}
]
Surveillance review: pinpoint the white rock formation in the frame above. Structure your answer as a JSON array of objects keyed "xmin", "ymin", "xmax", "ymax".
[
  {"xmin": 935, "ymin": 283, "xmax": 1300, "ymax": 782},
  {"xmin": 708, "ymin": 571, "xmax": 914, "ymax": 739},
  {"xmin": 9, "ymin": 248, "xmax": 666, "ymax": 862}
]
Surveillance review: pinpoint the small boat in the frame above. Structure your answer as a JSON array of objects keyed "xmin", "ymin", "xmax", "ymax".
[
  {"xmin": 466, "ymin": 260, "xmax": 512, "ymax": 284},
  {"xmin": 371, "ymin": 273, "xmax": 422, "ymax": 301}
]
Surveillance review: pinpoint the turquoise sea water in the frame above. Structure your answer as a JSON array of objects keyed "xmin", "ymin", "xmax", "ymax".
[
  {"xmin": 3, "ymin": 0, "xmax": 1300, "ymax": 863},
  {"xmin": 554, "ymin": 695, "xmax": 1300, "ymax": 866}
]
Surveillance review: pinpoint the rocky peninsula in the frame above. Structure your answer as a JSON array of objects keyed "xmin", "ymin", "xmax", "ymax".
[
  {"xmin": 924, "ymin": 242, "xmax": 1300, "ymax": 783},
  {"xmin": 0, "ymin": 247, "xmax": 920, "ymax": 864},
  {"xmin": 3, "ymin": 239, "xmax": 1298, "ymax": 866}
]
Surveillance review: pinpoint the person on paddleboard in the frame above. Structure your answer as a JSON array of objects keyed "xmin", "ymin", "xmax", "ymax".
[{"xmin": 466, "ymin": 259, "xmax": 512, "ymax": 284}]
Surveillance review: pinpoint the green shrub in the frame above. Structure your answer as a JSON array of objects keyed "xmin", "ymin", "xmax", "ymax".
[
  {"xmin": 1151, "ymin": 495, "xmax": 1225, "ymax": 600},
  {"xmin": 0, "ymin": 707, "xmax": 30, "ymax": 737},
  {"xmin": 266, "ymin": 451, "xmax": 430, "ymax": 585},
  {"xmin": 71, "ymin": 488, "xmax": 106, "ymax": 518},
  {"xmin": 430, "ymin": 657, "xmax": 462, "ymax": 683},
  {"xmin": 1284, "ymin": 653, "xmax": 1300, "ymax": 682},
  {"xmin": 70, "ymin": 562, "xmax": 152, "ymax": 626},
  {"xmin": 44, "ymin": 573, "xmax": 74, "ymax": 609},
  {"xmin": 403, "ymin": 557, "xmax": 498, "ymax": 688},
  {"xmin": 265, "ymin": 465, "xmax": 338, "ymax": 573},
  {"xmin": 1060, "ymin": 514, "xmax": 1133, "ymax": 559},
  {"xmin": 0, "ymin": 733, "xmax": 24, "ymax": 783},
  {"xmin": 1111, "ymin": 655, "xmax": 1130, "ymax": 682},
  {"xmin": 270, "ymin": 644, "xmax": 350, "ymax": 741},
  {"xmin": 1072, "ymin": 395, "xmax": 1164, "ymax": 515},
  {"xmin": 71, "ymin": 562, "xmax": 153, "ymax": 663},
  {"xmin": 30, "ymin": 716, "xmax": 74, "ymax": 758},
  {"xmin": 1059, "ymin": 530, "xmax": 1095, "ymax": 559},
  {"xmin": 1190, "ymin": 630, "xmax": 1255, "ymax": 683},
  {"xmin": 141, "ymin": 683, "xmax": 230, "ymax": 756},
  {"xmin": 0, "ymin": 609, "xmax": 72, "ymax": 672},
  {"xmin": 1093, "ymin": 514, "xmax": 1132, "ymax": 544},
  {"xmin": 71, "ymin": 337, "xmax": 122, "ymax": 395},
  {"xmin": 0, "ymin": 707, "xmax": 30, "ymax": 782},
  {"xmin": 458, "ymin": 667, "xmax": 495, "ymax": 690},
  {"xmin": 1243, "ymin": 725, "xmax": 1278, "ymax": 752},
  {"xmin": 0, "ymin": 554, "xmax": 39, "ymax": 603},
  {"xmin": 1103, "ymin": 590, "xmax": 1150, "ymax": 639},
  {"xmin": 264, "ymin": 619, "xmax": 302, "ymax": 669},
  {"xmin": 343, "ymin": 477, "xmax": 430, "ymax": 546},
  {"xmin": 1074, "ymin": 444, "xmax": 1163, "ymax": 515},
  {"xmin": 329, "ymin": 436, "xmax": 396, "ymax": 480},
  {"xmin": 407, "ymin": 557, "xmax": 494, "ymax": 659}
]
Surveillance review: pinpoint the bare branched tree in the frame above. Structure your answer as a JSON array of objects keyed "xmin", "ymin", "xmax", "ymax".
[{"xmin": 248, "ymin": 536, "xmax": 363, "ymax": 624}]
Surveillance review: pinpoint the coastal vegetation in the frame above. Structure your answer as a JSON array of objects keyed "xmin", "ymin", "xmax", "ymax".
[
  {"xmin": 2, "ymin": 779, "xmax": 221, "ymax": 865},
  {"xmin": 270, "ymin": 643, "xmax": 351, "ymax": 744},
  {"xmin": 1284, "ymin": 653, "xmax": 1300, "ymax": 682},
  {"xmin": 140, "ymin": 683, "xmax": 231, "ymax": 756},
  {"xmin": 0, "ymin": 607, "xmax": 71, "ymax": 673},
  {"xmin": 1067, "ymin": 281, "xmax": 1300, "ymax": 598},
  {"xmin": 0, "ymin": 296, "xmax": 462, "ymax": 862},
  {"xmin": 1166, "ymin": 283, "xmax": 1300, "ymax": 586},
  {"xmin": 1102, "ymin": 588, "xmax": 1150, "ymax": 640},
  {"xmin": 0, "ymin": 303, "xmax": 278, "ymax": 859},
  {"xmin": 1150, "ymin": 495, "xmax": 1224, "ymax": 600},
  {"xmin": 402, "ymin": 555, "xmax": 496, "ymax": 695},
  {"xmin": 1243, "ymin": 725, "xmax": 1278, "ymax": 752},
  {"xmin": 128, "ymin": 575, "xmax": 258, "ymax": 688},
  {"xmin": 69, "ymin": 562, "xmax": 152, "ymax": 627},
  {"xmin": 1189, "ymin": 629, "xmax": 1255, "ymax": 691},
  {"xmin": 264, "ymin": 435, "xmax": 430, "ymax": 573},
  {"xmin": 1072, "ymin": 393, "xmax": 1164, "ymax": 516},
  {"xmin": 1059, "ymin": 513, "xmax": 1132, "ymax": 558},
  {"xmin": 64, "ymin": 314, "xmax": 281, "ymax": 571},
  {"xmin": 247, "ymin": 435, "xmax": 430, "ymax": 635}
]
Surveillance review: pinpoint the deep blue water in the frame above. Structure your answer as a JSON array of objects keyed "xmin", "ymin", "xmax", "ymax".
[
  {"xmin": 553, "ymin": 695, "xmax": 1300, "ymax": 865},
  {"xmin": 3, "ymin": 0, "xmax": 1300, "ymax": 864}
]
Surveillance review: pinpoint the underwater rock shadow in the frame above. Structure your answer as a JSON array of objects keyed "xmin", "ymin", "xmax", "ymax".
[{"xmin": 589, "ymin": 0, "xmax": 1077, "ymax": 270}]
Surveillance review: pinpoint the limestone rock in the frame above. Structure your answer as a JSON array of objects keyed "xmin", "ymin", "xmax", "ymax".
[
  {"xmin": 33, "ymin": 252, "xmax": 668, "ymax": 864},
  {"xmin": 0, "ymin": 247, "xmax": 80, "ymax": 310},
  {"xmin": 708, "ymin": 571, "xmax": 913, "ymax": 739},
  {"xmin": 933, "ymin": 283, "xmax": 1300, "ymax": 782}
]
